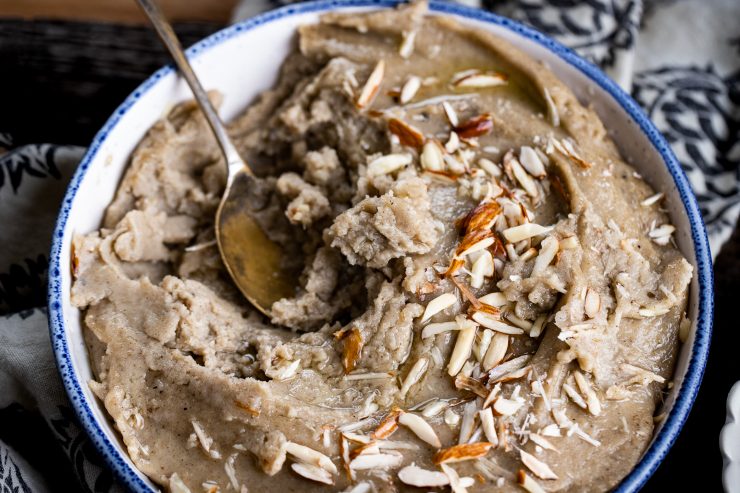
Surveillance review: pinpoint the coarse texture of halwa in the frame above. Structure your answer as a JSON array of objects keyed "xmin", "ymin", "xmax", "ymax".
[{"xmin": 71, "ymin": 2, "xmax": 692, "ymax": 492}]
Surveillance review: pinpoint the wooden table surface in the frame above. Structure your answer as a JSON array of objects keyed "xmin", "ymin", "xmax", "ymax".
[
  {"xmin": 0, "ymin": 14, "xmax": 735, "ymax": 493},
  {"xmin": 0, "ymin": 0, "xmax": 238, "ymax": 23}
]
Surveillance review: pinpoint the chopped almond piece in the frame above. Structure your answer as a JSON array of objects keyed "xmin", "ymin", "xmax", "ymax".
[
  {"xmin": 518, "ymin": 469, "xmax": 547, "ymax": 493},
  {"xmin": 388, "ymin": 118, "xmax": 424, "ymax": 148},
  {"xmin": 399, "ymin": 358, "xmax": 429, "ymax": 397},
  {"xmin": 367, "ymin": 153, "xmax": 412, "ymax": 176},
  {"xmin": 433, "ymin": 442, "xmax": 493, "ymax": 464},
  {"xmin": 448, "ymin": 324, "xmax": 477, "ymax": 376},
  {"xmin": 482, "ymin": 332, "xmax": 508, "ymax": 371},
  {"xmin": 398, "ymin": 412, "xmax": 442, "ymax": 447},
  {"xmin": 420, "ymin": 140, "xmax": 445, "ymax": 171},
  {"xmin": 421, "ymin": 292, "xmax": 457, "ymax": 322},
  {"xmin": 356, "ymin": 60, "xmax": 385, "ymax": 109},
  {"xmin": 372, "ymin": 408, "xmax": 401, "ymax": 439},
  {"xmin": 342, "ymin": 328, "xmax": 363, "ymax": 373},
  {"xmin": 453, "ymin": 71, "xmax": 508, "ymax": 88},
  {"xmin": 456, "ymin": 114, "xmax": 494, "ymax": 139},
  {"xmin": 398, "ymin": 465, "xmax": 450, "ymax": 487},
  {"xmin": 291, "ymin": 462, "xmax": 334, "ymax": 485},
  {"xmin": 520, "ymin": 449, "xmax": 558, "ymax": 480}
]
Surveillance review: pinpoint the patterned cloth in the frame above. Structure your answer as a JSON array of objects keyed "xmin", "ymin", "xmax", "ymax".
[{"xmin": 1, "ymin": 0, "xmax": 737, "ymax": 491}]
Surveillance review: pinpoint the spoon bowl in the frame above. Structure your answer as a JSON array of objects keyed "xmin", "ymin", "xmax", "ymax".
[
  {"xmin": 216, "ymin": 170, "xmax": 296, "ymax": 313},
  {"xmin": 137, "ymin": 0, "xmax": 295, "ymax": 316}
]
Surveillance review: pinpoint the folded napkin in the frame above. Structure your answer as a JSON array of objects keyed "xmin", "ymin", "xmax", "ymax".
[{"xmin": 1, "ymin": 0, "xmax": 737, "ymax": 491}]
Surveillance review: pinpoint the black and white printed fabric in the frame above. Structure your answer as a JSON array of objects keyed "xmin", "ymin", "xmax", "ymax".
[{"xmin": 1, "ymin": 0, "xmax": 738, "ymax": 491}]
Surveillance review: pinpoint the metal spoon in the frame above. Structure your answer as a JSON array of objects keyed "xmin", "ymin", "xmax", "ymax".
[{"xmin": 137, "ymin": 0, "xmax": 295, "ymax": 315}]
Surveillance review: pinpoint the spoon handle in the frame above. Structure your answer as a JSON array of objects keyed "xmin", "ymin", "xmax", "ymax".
[{"xmin": 136, "ymin": 0, "xmax": 250, "ymax": 179}]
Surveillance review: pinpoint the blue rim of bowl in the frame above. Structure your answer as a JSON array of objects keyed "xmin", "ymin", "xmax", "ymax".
[{"xmin": 47, "ymin": 1, "xmax": 714, "ymax": 491}]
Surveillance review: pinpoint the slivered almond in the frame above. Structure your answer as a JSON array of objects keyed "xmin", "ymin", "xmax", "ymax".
[
  {"xmin": 422, "ymin": 399, "xmax": 450, "ymax": 418},
  {"xmin": 458, "ymin": 401, "xmax": 477, "ymax": 444},
  {"xmin": 505, "ymin": 151, "xmax": 539, "ymax": 199},
  {"xmin": 519, "ymin": 146, "xmax": 547, "ymax": 178},
  {"xmin": 519, "ymin": 247, "xmax": 538, "ymax": 262},
  {"xmin": 340, "ymin": 435, "xmax": 354, "ymax": 481},
  {"xmin": 291, "ymin": 462, "xmax": 334, "ymax": 484},
  {"xmin": 349, "ymin": 442, "xmax": 380, "ymax": 460},
  {"xmin": 482, "ymin": 383, "xmax": 501, "ymax": 409},
  {"xmin": 493, "ymin": 397, "xmax": 522, "ymax": 416},
  {"xmin": 399, "ymin": 358, "xmax": 429, "ymax": 397},
  {"xmin": 504, "ymin": 312, "xmax": 533, "ymax": 331},
  {"xmin": 520, "ymin": 449, "xmax": 558, "ymax": 480},
  {"xmin": 584, "ymin": 288, "xmax": 601, "ymax": 319},
  {"xmin": 284, "ymin": 442, "xmax": 337, "ymax": 474},
  {"xmin": 420, "ymin": 140, "xmax": 445, "ymax": 171},
  {"xmin": 502, "ymin": 223, "xmax": 552, "ymax": 243},
  {"xmin": 573, "ymin": 371, "xmax": 601, "ymax": 416},
  {"xmin": 453, "ymin": 71, "xmax": 508, "ymax": 88},
  {"xmin": 448, "ymin": 324, "xmax": 477, "ymax": 376},
  {"xmin": 444, "ymin": 257, "xmax": 465, "ymax": 278},
  {"xmin": 562, "ymin": 382, "xmax": 587, "ymax": 409},
  {"xmin": 553, "ymin": 137, "xmax": 592, "ymax": 169},
  {"xmin": 446, "ymin": 131, "xmax": 461, "ymax": 153},
  {"xmin": 356, "ymin": 60, "xmax": 385, "ymax": 109},
  {"xmin": 442, "ymin": 101, "xmax": 459, "ymax": 127},
  {"xmin": 388, "ymin": 118, "xmax": 424, "ymax": 148},
  {"xmin": 421, "ymin": 321, "xmax": 459, "ymax": 339},
  {"xmin": 529, "ymin": 433, "xmax": 558, "ymax": 452},
  {"xmin": 529, "ymin": 315, "xmax": 547, "ymax": 338},
  {"xmin": 342, "ymin": 328, "xmax": 363, "ymax": 373},
  {"xmin": 531, "ymin": 236, "xmax": 559, "ymax": 275},
  {"xmin": 532, "ymin": 379, "xmax": 551, "ymax": 411},
  {"xmin": 168, "ymin": 473, "xmax": 191, "ymax": 493},
  {"xmin": 398, "ymin": 465, "xmax": 450, "ymax": 487},
  {"xmin": 439, "ymin": 463, "xmax": 466, "ymax": 493},
  {"xmin": 539, "ymin": 424, "xmax": 561, "ymax": 437},
  {"xmin": 474, "ymin": 328, "xmax": 494, "ymax": 362},
  {"xmin": 518, "ymin": 470, "xmax": 547, "ymax": 493},
  {"xmin": 460, "ymin": 201, "xmax": 502, "ymax": 234},
  {"xmin": 372, "ymin": 408, "xmax": 401, "ymax": 439},
  {"xmin": 455, "ymin": 114, "xmax": 494, "ymax": 139},
  {"xmin": 637, "ymin": 305, "xmax": 671, "ymax": 317},
  {"xmin": 350, "ymin": 452, "xmax": 403, "ymax": 470},
  {"xmin": 433, "ymin": 442, "xmax": 493, "ymax": 464},
  {"xmin": 421, "ymin": 292, "xmax": 457, "ymax": 322},
  {"xmin": 488, "ymin": 354, "xmax": 530, "ymax": 381},
  {"xmin": 400, "ymin": 76, "xmax": 421, "ymax": 104},
  {"xmin": 444, "ymin": 153, "xmax": 467, "ymax": 174},
  {"xmin": 472, "ymin": 311, "xmax": 523, "ymax": 335},
  {"xmin": 482, "ymin": 333, "xmax": 508, "ymax": 371},
  {"xmin": 478, "ymin": 292, "xmax": 508, "ymax": 307},
  {"xmin": 621, "ymin": 363, "xmax": 665, "ymax": 386},
  {"xmin": 454, "ymin": 374, "xmax": 488, "ymax": 398},
  {"xmin": 641, "ymin": 192, "xmax": 664, "ymax": 207},
  {"xmin": 478, "ymin": 157, "xmax": 502, "ymax": 178},
  {"xmin": 399, "ymin": 412, "xmax": 442, "ymax": 448},
  {"xmin": 470, "ymin": 250, "xmax": 494, "ymax": 288},
  {"xmin": 367, "ymin": 153, "xmax": 412, "ymax": 176},
  {"xmin": 399, "ymin": 30, "xmax": 416, "ymax": 59},
  {"xmin": 478, "ymin": 408, "xmax": 498, "ymax": 446},
  {"xmin": 494, "ymin": 365, "xmax": 531, "ymax": 384},
  {"xmin": 456, "ymin": 229, "xmax": 495, "ymax": 258},
  {"xmin": 543, "ymin": 88, "xmax": 559, "ymax": 127}
]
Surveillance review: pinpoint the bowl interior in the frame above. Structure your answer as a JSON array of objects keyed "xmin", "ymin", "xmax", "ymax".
[{"xmin": 49, "ymin": 2, "xmax": 711, "ymax": 492}]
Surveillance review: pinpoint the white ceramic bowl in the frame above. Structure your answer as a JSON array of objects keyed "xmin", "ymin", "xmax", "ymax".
[{"xmin": 48, "ymin": 1, "xmax": 714, "ymax": 491}]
